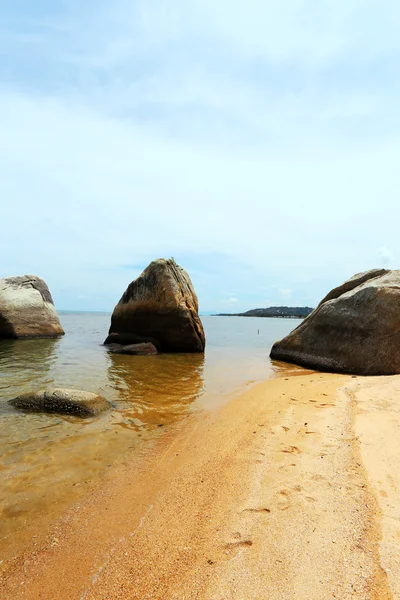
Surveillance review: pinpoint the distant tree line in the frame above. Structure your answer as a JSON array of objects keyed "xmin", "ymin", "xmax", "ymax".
[{"xmin": 216, "ymin": 306, "xmax": 313, "ymax": 318}]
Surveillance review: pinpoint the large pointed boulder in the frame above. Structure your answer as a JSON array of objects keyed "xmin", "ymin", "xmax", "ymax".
[
  {"xmin": 270, "ymin": 268, "xmax": 400, "ymax": 375},
  {"xmin": 104, "ymin": 259, "xmax": 205, "ymax": 352},
  {"xmin": 0, "ymin": 275, "xmax": 64, "ymax": 339}
]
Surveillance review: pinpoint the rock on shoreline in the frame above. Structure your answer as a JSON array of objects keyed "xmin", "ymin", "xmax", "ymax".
[
  {"xmin": 104, "ymin": 258, "xmax": 205, "ymax": 353},
  {"xmin": 9, "ymin": 388, "xmax": 111, "ymax": 417},
  {"xmin": 270, "ymin": 268, "xmax": 400, "ymax": 375},
  {"xmin": 106, "ymin": 342, "xmax": 158, "ymax": 355},
  {"xmin": 0, "ymin": 275, "xmax": 64, "ymax": 339}
]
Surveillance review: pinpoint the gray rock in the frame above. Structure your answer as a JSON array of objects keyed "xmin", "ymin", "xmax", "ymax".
[
  {"xmin": 106, "ymin": 342, "xmax": 158, "ymax": 355},
  {"xmin": 270, "ymin": 269, "xmax": 400, "ymax": 375},
  {"xmin": 105, "ymin": 343, "xmax": 125, "ymax": 353},
  {"xmin": 9, "ymin": 388, "xmax": 111, "ymax": 417},
  {"xmin": 104, "ymin": 258, "xmax": 205, "ymax": 352},
  {"xmin": 0, "ymin": 275, "xmax": 64, "ymax": 339}
]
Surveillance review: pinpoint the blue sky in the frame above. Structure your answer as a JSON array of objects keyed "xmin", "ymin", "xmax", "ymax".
[{"xmin": 1, "ymin": 1, "xmax": 399, "ymax": 312}]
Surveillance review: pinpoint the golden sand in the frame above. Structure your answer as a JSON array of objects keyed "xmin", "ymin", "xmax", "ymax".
[{"xmin": 1, "ymin": 372, "xmax": 399, "ymax": 599}]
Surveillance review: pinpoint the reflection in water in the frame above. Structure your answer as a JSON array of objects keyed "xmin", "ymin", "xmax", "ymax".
[
  {"xmin": 107, "ymin": 352, "xmax": 205, "ymax": 431},
  {"xmin": 0, "ymin": 331, "xmax": 205, "ymax": 554},
  {"xmin": 0, "ymin": 313, "xmax": 304, "ymax": 556},
  {"xmin": 0, "ymin": 338, "xmax": 60, "ymax": 409}
]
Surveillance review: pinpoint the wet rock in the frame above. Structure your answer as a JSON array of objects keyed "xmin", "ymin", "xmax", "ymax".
[
  {"xmin": 104, "ymin": 333, "xmax": 161, "ymax": 350},
  {"xmin": 104, "ymin": 258, "xmax": 205, "ymax": 352},
  {"xmin": 270, "ymin": 269, "xmax": 400, "ymax": 375},
  {"xmin": 9, "ymin": 388, "xmax": 111, "ymax": 417},
  {"xmin": 106, "ymin": 342, "xmax": 158, "ymax": 355},
  {"xmin": 0, "ymin": 275, "xmax": 64, "ymax": 339},
  {"xmin": 105, "ymin": 343, "xmax": 124, "ymax": 353}
]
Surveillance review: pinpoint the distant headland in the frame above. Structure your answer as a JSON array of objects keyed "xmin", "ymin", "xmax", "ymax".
[{"xmin": 215, "ymin": 306, "xmax": 314, "ymax": 319}]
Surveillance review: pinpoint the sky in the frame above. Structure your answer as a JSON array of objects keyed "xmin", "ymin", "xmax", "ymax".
[{"xmin": 1, "ymin": 1, "xmax": 399, "ymax": 313}]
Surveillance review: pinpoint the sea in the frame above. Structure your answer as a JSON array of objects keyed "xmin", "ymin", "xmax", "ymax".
[{"xmin": 0, "ymin": 313, "xmax": 302, "ymax": 552}]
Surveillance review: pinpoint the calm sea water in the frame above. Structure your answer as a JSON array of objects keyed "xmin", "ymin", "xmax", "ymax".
[{"xmin": 0, "ymin": 313, "xmax": 301, "ymax": 550}]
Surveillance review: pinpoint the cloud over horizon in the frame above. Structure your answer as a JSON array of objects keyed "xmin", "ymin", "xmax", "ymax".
[{"xmin": 1, "ymin": 1, "xmax": 399, "ymax": 312}]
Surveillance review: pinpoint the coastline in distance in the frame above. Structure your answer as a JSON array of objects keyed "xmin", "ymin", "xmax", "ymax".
[{"xmin": 215, "ymin": 306, "xmax": 313, "ymax": 319}]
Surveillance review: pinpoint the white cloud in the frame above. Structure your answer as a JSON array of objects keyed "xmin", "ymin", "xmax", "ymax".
[
  {"xmin": 377, "ymin": 246, "xmax": 395, "ymax": 266},
  {"xmin": 42, "ymin": 1, "xmax": 400, "ymax": 70},
  {"xmin": 279, "ymin": 289, "xmax": 293, "ymax": 301},
  {"xmin": 0, "ymin": 1, "xmax": 400, "ymax": 310}
]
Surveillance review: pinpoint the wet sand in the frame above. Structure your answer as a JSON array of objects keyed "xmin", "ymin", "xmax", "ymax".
[{"xmin": 1, "ymin": 372, "xmax": 399, "ymax": 599}]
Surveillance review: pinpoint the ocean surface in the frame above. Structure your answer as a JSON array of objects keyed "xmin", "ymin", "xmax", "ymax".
[{"xmin": 0, "ymin": 313, "xmax": 302, "ymax": 551}]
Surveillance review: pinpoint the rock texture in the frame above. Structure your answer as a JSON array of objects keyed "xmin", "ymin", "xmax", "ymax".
[
  {"xmin": 9, "ymin": 389, "xmax": 111, "ymax": 417},
  {"xmin": 104, "ymin": 259, "xmax": 205, "ymax": 352},
  {"xmin": 106, "ymin": 342, "xmax": 158, "ymax": 355},
  {"xmin": 0, "ymin": 275, "xmax": 64, "ymax": 338},
  {"xmin": 270, "ymin": 269, "xmax": 400, "ymax": 375}
]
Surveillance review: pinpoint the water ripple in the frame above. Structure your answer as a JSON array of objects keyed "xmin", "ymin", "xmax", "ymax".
[{"xmin": 0, "ymin": 313, "xmax": 301, "ymax": 552}]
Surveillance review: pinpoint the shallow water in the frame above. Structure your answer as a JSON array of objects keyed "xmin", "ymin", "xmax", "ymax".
[{"xmin": 0, "ymin": 313, "xmax": 301, "ymax": 549}]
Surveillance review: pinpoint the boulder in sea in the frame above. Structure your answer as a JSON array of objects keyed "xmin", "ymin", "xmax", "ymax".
[
  {"xmin": 0, "ymin": 275, "xmax": 64, "ymax": 339},
  {"xmin": 9, "ymin": 389, "xmax": 111, "ymax": 417},
  {"xmin": 104, "ymin": 258, "xmax": 205, "ymax": 353},
  {"xmin": 270, "ymin": 269, "xmax": 400, "ymax": 375},
  {"xmin": 106, "ymin": 342, "xmax": 158, "ymax": 355}
]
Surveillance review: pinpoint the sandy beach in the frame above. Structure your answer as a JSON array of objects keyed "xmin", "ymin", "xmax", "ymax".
[{"xmin": 2, "ymin": 371, "xmax": 399, "ymax": 599}]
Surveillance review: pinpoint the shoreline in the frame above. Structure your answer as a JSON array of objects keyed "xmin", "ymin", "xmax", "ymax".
[{"xmin": 1, "ymin": 371, "xmax": 399, "ymax": 598}]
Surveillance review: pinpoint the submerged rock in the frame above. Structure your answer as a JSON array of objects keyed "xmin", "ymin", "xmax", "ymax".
[
  {"xmin": 104, "ymin": 258, "xmax": 205, "ymax": 353},
  {"xmin": 9, "ymin": 389, "xmax": 111, "ymax": 417},
  {"xmin": 106, "ymin": 342, "xmax": 158, "ymax": 355},
  {"xmin": 0, "ymin": 275, "xmax": 64, "ymax": 339},
  {"xmin": 270, "ymin": 269, "xmax": 400, "ymax": 375}
]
